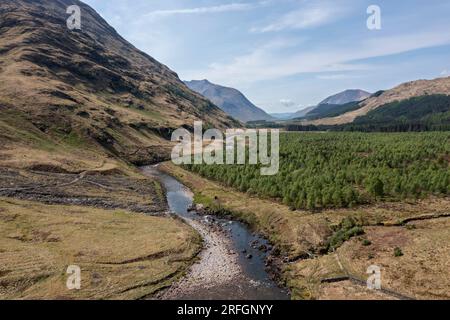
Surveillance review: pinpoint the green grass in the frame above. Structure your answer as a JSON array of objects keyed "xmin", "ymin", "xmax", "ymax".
[
  {"xmin": 0, "ymin": 112, "xmax": 57, "ymax": 151},
  {"xmin": 59, "ymin": 131, "xmax": 88, "ymax": 148},
  {"xmin": 193, "ymin": 193, "xmax": 215, "ymax": 207},
  {"xmin": 132, "ymin": 106, "xmax": 165, "ymax": 121},
  {"xmin": 326, "ymin": 217, "xmax": 365, "ymax": 252},
  {"xmin": 152, "ymin": 181, "xmax": 164, "ymax": 203},
  {"xmin": 394, "ymin": 247, "xmax": 404, "ymax": 257}
]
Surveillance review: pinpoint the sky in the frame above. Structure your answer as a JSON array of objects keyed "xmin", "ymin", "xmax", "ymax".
[{"xmin": 83, "ymin": 0, "xmax": 450, "ymax": 113}]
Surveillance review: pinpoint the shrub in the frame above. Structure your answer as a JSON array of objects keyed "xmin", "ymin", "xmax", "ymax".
[
  {"xmin": 394, "ymin": 247, "xmax": 404, "ymax": 257},
  {"xmin": 326, "ymin": 217, "xmax": 365, "ymax": 252}
]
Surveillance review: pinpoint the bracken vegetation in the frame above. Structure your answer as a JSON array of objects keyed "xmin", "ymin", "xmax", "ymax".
[{"xmin": 184, "ymin": 132, "xmax": 450, "ymax": 210}]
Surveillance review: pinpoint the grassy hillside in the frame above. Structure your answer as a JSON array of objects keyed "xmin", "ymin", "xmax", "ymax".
[
  {"xmin": 0, "ymin": 0, "xmax": 228, "ymax": 300},
  {"xmin": 347, "ymin": 95, "xmax": 450, "ymax": 130},
  {"xmin": 308, "ymin": 77, "xmax": 450, "ymax": 126},
  {"xmin": 0, "ymin": 0, "xmax": 239, "ymax": 172},
  {"xmin": 285, "ymin": 95, "xmax": 450, "ymax": 132},
  {"xmin": 300, "ymin": 101, "xmax": 362, "ymax": 120}
]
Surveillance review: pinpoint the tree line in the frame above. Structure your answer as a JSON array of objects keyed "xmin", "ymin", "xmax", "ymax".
[{"xmin": 183, "ymin": 132, "xmax": 450, "ymax": 210}]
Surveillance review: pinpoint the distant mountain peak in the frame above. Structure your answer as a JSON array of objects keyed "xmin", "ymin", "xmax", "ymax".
[
  {"xmin": 185, "ymin": 80, "xmax": 273, "ymax": 123},
  {"xmin": 319, "ymin": 89, "xmax": 371, "ymax": 105}
]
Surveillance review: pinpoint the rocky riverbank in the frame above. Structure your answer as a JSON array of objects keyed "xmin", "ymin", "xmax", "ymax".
[{"xmin": 143, "ymin": 165, "xmax": 289, "ymax": 300}]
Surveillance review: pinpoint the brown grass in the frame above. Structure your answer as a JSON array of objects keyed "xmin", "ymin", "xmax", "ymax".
[{"xmin": 0, "ymin": 197, "xmax": 201, "ymax": 300}]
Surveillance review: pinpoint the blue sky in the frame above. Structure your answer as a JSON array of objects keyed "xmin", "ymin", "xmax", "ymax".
[{"xmin": 83, "ymin": 0, "xmax": 450, "ymax": 113}]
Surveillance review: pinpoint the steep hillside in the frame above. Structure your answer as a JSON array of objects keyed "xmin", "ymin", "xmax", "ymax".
[
  {"xmin": 310, "ymin": 77, "xmax": 450, "ymax": 125},
  {"xmin": 271, "ymin": 107, "xmax": 317, "ymax": 120},
  {"xmin": 301, "ymin": 101, "xmax": 361, "ymax": 120},
  {"xmin": 319, "ymin": 89, "xmax": 371, "ymax": 105},
  {"xmin": 341, "ymin": 94, "xmax": 450, "ymax": 131},
  {"xmin": 290, "ymin": 106, "xmax": 316, "ymax": 120},
  {"xmin": 289, "ymin": 90, "xmax": 370, "ymax": 121},
  {"xmin": 270, "ymin": 113, "xmax": 296, "ymax": 120},
  {"xmin": 185, "ymin": 80, "xmax": 273, "ymax": 123},
  {"xmin": 0, "ymin": 0, "xmax": 239, "ymax": 171}
]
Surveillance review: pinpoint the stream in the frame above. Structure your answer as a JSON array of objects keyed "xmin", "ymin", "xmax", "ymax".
[{"xmin": 142, "ymin": 165, "xmax": 290, "ymax": 300}]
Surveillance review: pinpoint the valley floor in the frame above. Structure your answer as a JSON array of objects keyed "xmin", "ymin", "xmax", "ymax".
[
  {"xmin": 160, "ymin": 162, "xmax": 450, "ymax": 300},
  {"xmin": 0, "ymin": 166, "xmax": 202, "ymax": 300},
  {"xmin": 1, "ymin": 159, "xmax": 448, "ymax": 300}
]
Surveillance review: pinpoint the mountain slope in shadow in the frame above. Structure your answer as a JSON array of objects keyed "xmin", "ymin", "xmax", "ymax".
[{"xmin": 185, "ymin": 79, "xmax": 273, "ymax": 123}]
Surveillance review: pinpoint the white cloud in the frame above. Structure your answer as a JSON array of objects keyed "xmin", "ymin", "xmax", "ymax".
[
  {"xmin": 316, "ymin": 74, "xmax": 362, "ymax": 80},
  {"xmin": 279, "ymin": 99, "xmax": 296, "ymax": 107},
  {"xmin": 182, "ymin": 28, "xmax": 450, "ymax": 86},
  {"xmin": 440, "ymin": 69, "xmax": 449, "ymax": 76},
  {"xmin": 251, "ymin": 1, "xmax": 345, "ymax": 33},
  {"xmin": 145, "ymin": 1, "xmax": 269, "ymax": 19}
]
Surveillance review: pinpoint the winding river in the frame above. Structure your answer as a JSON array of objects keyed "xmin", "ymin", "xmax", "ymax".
[{"xmin": 142, "ymin": 165, "xmax": 289, "ymax": 300}]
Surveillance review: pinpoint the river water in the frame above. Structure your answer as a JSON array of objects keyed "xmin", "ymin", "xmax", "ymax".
[{"xmin": 142, "ymin": 165, "xmax": 289, "ymax": 300}]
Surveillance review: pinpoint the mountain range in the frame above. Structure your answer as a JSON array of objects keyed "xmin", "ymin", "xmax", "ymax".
[
  {"xmin": 278, "ymin": 79, "xmax": 450, "ymax": 128},
  {"xmin": 271, "ymin": 90, "xmax": 371, "ymax": 121},
  {"xmin": 184, "ymin": 80, "xmax": 273, "ymax": 123},
  {"xmin": 307, "ymin": 77, "xmax": 450, "ymax": 126}
]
